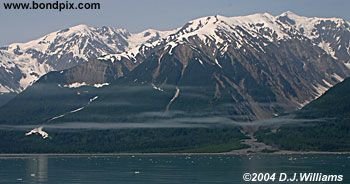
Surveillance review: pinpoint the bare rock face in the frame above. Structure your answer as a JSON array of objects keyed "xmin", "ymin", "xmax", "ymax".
[
  {"xmin": 1, "ymin": 12, "xmax": 350, "ymax": 123},
  {"xmin": 0, "ymin": 25, "xmax": 172, "ymax": 94}
]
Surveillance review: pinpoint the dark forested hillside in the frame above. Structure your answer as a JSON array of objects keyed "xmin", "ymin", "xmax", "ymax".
[{"xmin": 256, "ymin": 78, "xmax": 350, "ymax": 151}]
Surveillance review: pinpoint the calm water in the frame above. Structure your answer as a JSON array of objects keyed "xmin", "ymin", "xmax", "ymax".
[{"xmin": 0, "ymin": 154, "xmax": 348, "ymax": 184}]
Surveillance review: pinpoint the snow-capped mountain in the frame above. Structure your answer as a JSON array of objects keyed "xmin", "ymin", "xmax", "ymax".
[
  {"xmin": 2, "ymin": 11, "xmax": 349, "ymax": 94},
  {"xmin": 277, "ymin": 11, "xmax": 350, "ymax": 64},
  {"xmin": 99, "ymin": 11, "xmax": 350, "ymax": 100},
  {"xmin": 0, "ymin": 25, "xmax": 174, "ymax": 93},
  {"xmin": 101, "ymin": 11, "xmax": 350, "ymax": 69},
  {"xmin": 93, "ymin": 12, "xmax": 350, "ymax": 119},
  {"xmin": 1, "ymin": 12, "xmax": 350, "ymax": 123}
]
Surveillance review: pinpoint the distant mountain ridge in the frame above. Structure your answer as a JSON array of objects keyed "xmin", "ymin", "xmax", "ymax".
[
  {"xmin": 95, "ymin": 11, "xmax": 350, "ymax": 110},
  {"xmin": 1, "ymin": 12, "xmax": 350, "ymax": 123},
  {"xmin": 0, "ymin": 25, "xmax": 174, "ymax": 93},
  {"xmin": 1, "ymin": 11, "xmax": 350, "ymax": 95}
]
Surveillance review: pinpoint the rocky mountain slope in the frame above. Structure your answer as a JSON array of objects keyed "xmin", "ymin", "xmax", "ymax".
[
  {"xmin": 0, "ymin": 25, "xmax": 174, "ymax": 93},
  {"xmin": 256, "ymin": 77, "xmax": 350, "ymax": 151},
  {"xmin": 298, "ymin": 77, "xmax": 350, "ymax": 119},
  {"xmin": 0, "ymin": 12, "xmax": 349, "ymax": 124}
]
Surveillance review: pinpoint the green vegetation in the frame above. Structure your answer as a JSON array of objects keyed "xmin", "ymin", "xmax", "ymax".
[
  {"xmin": 177, "ymin": 141, "xmax": 249, "ymax": 153},
  {"xmin": 256, "ymin": 78, "xmax": 350, "ymax": 152},
  {"xmin": 0, "ymin": 92, "xmax": 16, "ymax": 107},
  {"xmin": 0, "ymin": 127, "xmax": 248, "ymax": 153},
  {"xmin": 256, "ymin": 119, "xmax": 350, "ymax": 151},
  {"xmin": 298, "ymin": 78, "xmax": 350, "ymax": 119}
]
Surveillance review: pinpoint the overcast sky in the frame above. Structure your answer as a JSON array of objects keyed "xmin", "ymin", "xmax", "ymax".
[{"xmin": 0, "ymin": 0, "xmax": 349, "ymax": 45}]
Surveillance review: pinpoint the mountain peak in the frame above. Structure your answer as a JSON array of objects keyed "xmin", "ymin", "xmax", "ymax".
[
  {"xmin": 2, "ymin": 12, "xmax": 350, "ymax": 95},
  {"xmin": 279, "ymin": 11, "xmax": 302, "ymax": 18},
  {"xmin": 278, "ymin": 11, "xmax": 346, "ymax": 23},
  {"xmin": 69, "ymin": 24, "xmax": 91, "ymax": 31}
]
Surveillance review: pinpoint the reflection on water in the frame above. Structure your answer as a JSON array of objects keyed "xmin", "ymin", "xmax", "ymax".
[
  {"xmin": 0, "ymin": 154, "xmax": 348, "ymax": 184},
  {"xmin": 26, "ymin": 155, "xmax": 48, "ymax": 183}
]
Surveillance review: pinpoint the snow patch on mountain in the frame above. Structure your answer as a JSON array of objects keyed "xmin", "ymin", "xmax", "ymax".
[
  {"xmin": 345, "ymin": 63, "xmax": 350, "ymax": 69},
  {"xmin": 93, "ymin": 83, "xmax": 109, "ymax": 88},
  {"xmin": 49, "ymin": 114, "xmax": 65, "ymax": 121},
  {"xmin": 89, "ymin": 96, "xmax": 99, "ymax": 102},
  {"xmin": 25, "ymin": 127, "xmax": 48, "ymax": 139},
  {"xmin": 17, "ymin": 59, "xmax": 52, "ymax": 90},
  {"xmin": 63, "ymin": 82, "xmax": 88, "ymax": 88},
  {"xmin": 0, "ymin": 84, "xmax": 12, "ymax": 93},
  {"xmin": 166, "ymin": 87, "xmax": 180, "ymax": 111},
  {"xmin": 1, "ymin": 24, "xmax": 173, "ymax": 93},
  {"xmin": 313, "ymin": 84, "xmax": 328, "ymax": 98},
  {"xmin": 7, "ymin": 24, "xmax": 126, "ymax": 60},
  {"xmin": 151, "ymin": 83, "xmax": 164, "ymax": 92},
  {"xmin": 318, "ymin": 41, "xmax": 337, "ymax": 59},
  {"xmin": 128, "ymin": 29, "xmax": 174, "ymax": 49},
  {"xmin": 2, "ymin": 12, "xmax": 350, "ymax": 95},
  {"xmin": 63, "ymin": 82, "xmax": 109, "ymax": 88},
  {"xmin": 45, "ymin": 95, "xmax": 99, "ymax": 123},
  {"xmin": 70, "ymin": 107, "xmax": 85, "ymax": 113},
  {"xmin": 98, "ymin": 43, "xmax": 156, "ymax": 63},
  {"xmin": 332, "ymin": 73, "xmax": 344, "ymax": 82},
  {"xmin": 162, "ymin": 12, "xmax": 292, "ymax": 53},
  {"xmin": 322, "ymin": 79, "xmax": 333, "ymax": 87}
]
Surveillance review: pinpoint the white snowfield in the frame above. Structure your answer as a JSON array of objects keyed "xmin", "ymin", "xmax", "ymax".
[
  {"xmin": 97, "ymin": 12, "xmax": 350, "ymax": 109},
  {"xmin": 25, "ymin": 127, "xmax": 49, "ymax": 139},
  {"xmin": 0, "ymin": 25, "xmax": 174, "ymax": 93},
  {"xmin": 151, "ymin": 83, "xmax": 164, "ymax": 92},
  {"xmin": 99, "ymin": 11, "xmax": 350, "ymax": 67},
  {"xmin": 62, "ymin": 82, "xmax": 109, "ymax": 88},
  {"xmin": 45, "ymin": 96, "xmax": 99, "ymax": 124},
  {"xmin": 24, "ymin": 95, "xmax": 100, "ymax": 139},
  {"xmin": 1, "ymin": 11, "xmax": 350, "ymax": 94},
  {"xmin": 0, "ymin": 50, "xmax": 52, "ymax": 93}
]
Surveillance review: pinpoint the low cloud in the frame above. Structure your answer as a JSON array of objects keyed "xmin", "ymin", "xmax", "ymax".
[{"xmin": 0, "ymin": 114, "xmax": 326, "ymax": 132}]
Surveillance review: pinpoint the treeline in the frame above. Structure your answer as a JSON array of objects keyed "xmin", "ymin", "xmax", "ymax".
[
  {"xmin": 255, "ymin": 78, "xmax": 350, "ymax": 152},
  {"xmin": 0, "ymin": 127, "xmax": 247, "ymax": 153},
  {"xmin": 256, "ymin": 119, "xmax": 350, "ymax": 151}
]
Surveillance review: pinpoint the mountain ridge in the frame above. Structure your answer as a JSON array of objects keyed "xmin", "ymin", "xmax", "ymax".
[
  {"xmin": 1, "ymin": 11, "xmax": 350, "ymax": 94},
  {"xmin": 0, "ymin": 24, "xmax": 175, "ymax": 93},
  {"xmin": 1, "ymin": 12, "xmax": 350, "ymax": 123},
  {"xmin": 0, "ymin": 11, "xmax": 350, "ymax": 153}
]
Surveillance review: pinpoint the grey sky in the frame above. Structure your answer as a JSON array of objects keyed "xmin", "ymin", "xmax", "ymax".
[{"xmin": 0, "ymin": 0, "xmax": 349, "ymax": 46}]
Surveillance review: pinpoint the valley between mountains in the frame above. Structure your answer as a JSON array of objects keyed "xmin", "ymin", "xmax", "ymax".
[{"xmin": 0, "ymin": 11, "xmax": 349, "ymax": 153}]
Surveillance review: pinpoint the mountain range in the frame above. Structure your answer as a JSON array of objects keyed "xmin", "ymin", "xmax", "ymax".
[
  {"xmin": 1, "ymin": 11, "xmax": 350, "ymax": 94},
  {"xmin": 0, "ymin": 11, "xmax": 350, "ymax": 153},
  {"xmin": 0, "ymin": 25, "xmax": 173, "ymax": 94}
]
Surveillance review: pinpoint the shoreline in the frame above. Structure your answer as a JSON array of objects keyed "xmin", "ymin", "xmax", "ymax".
[
  {"xmin": 1, "ymin": 128, "xmax": 348, "ymax": 157},
  {"xmin": 0, "ymin": 151, "xmax": 349, "ymax": 157}
]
